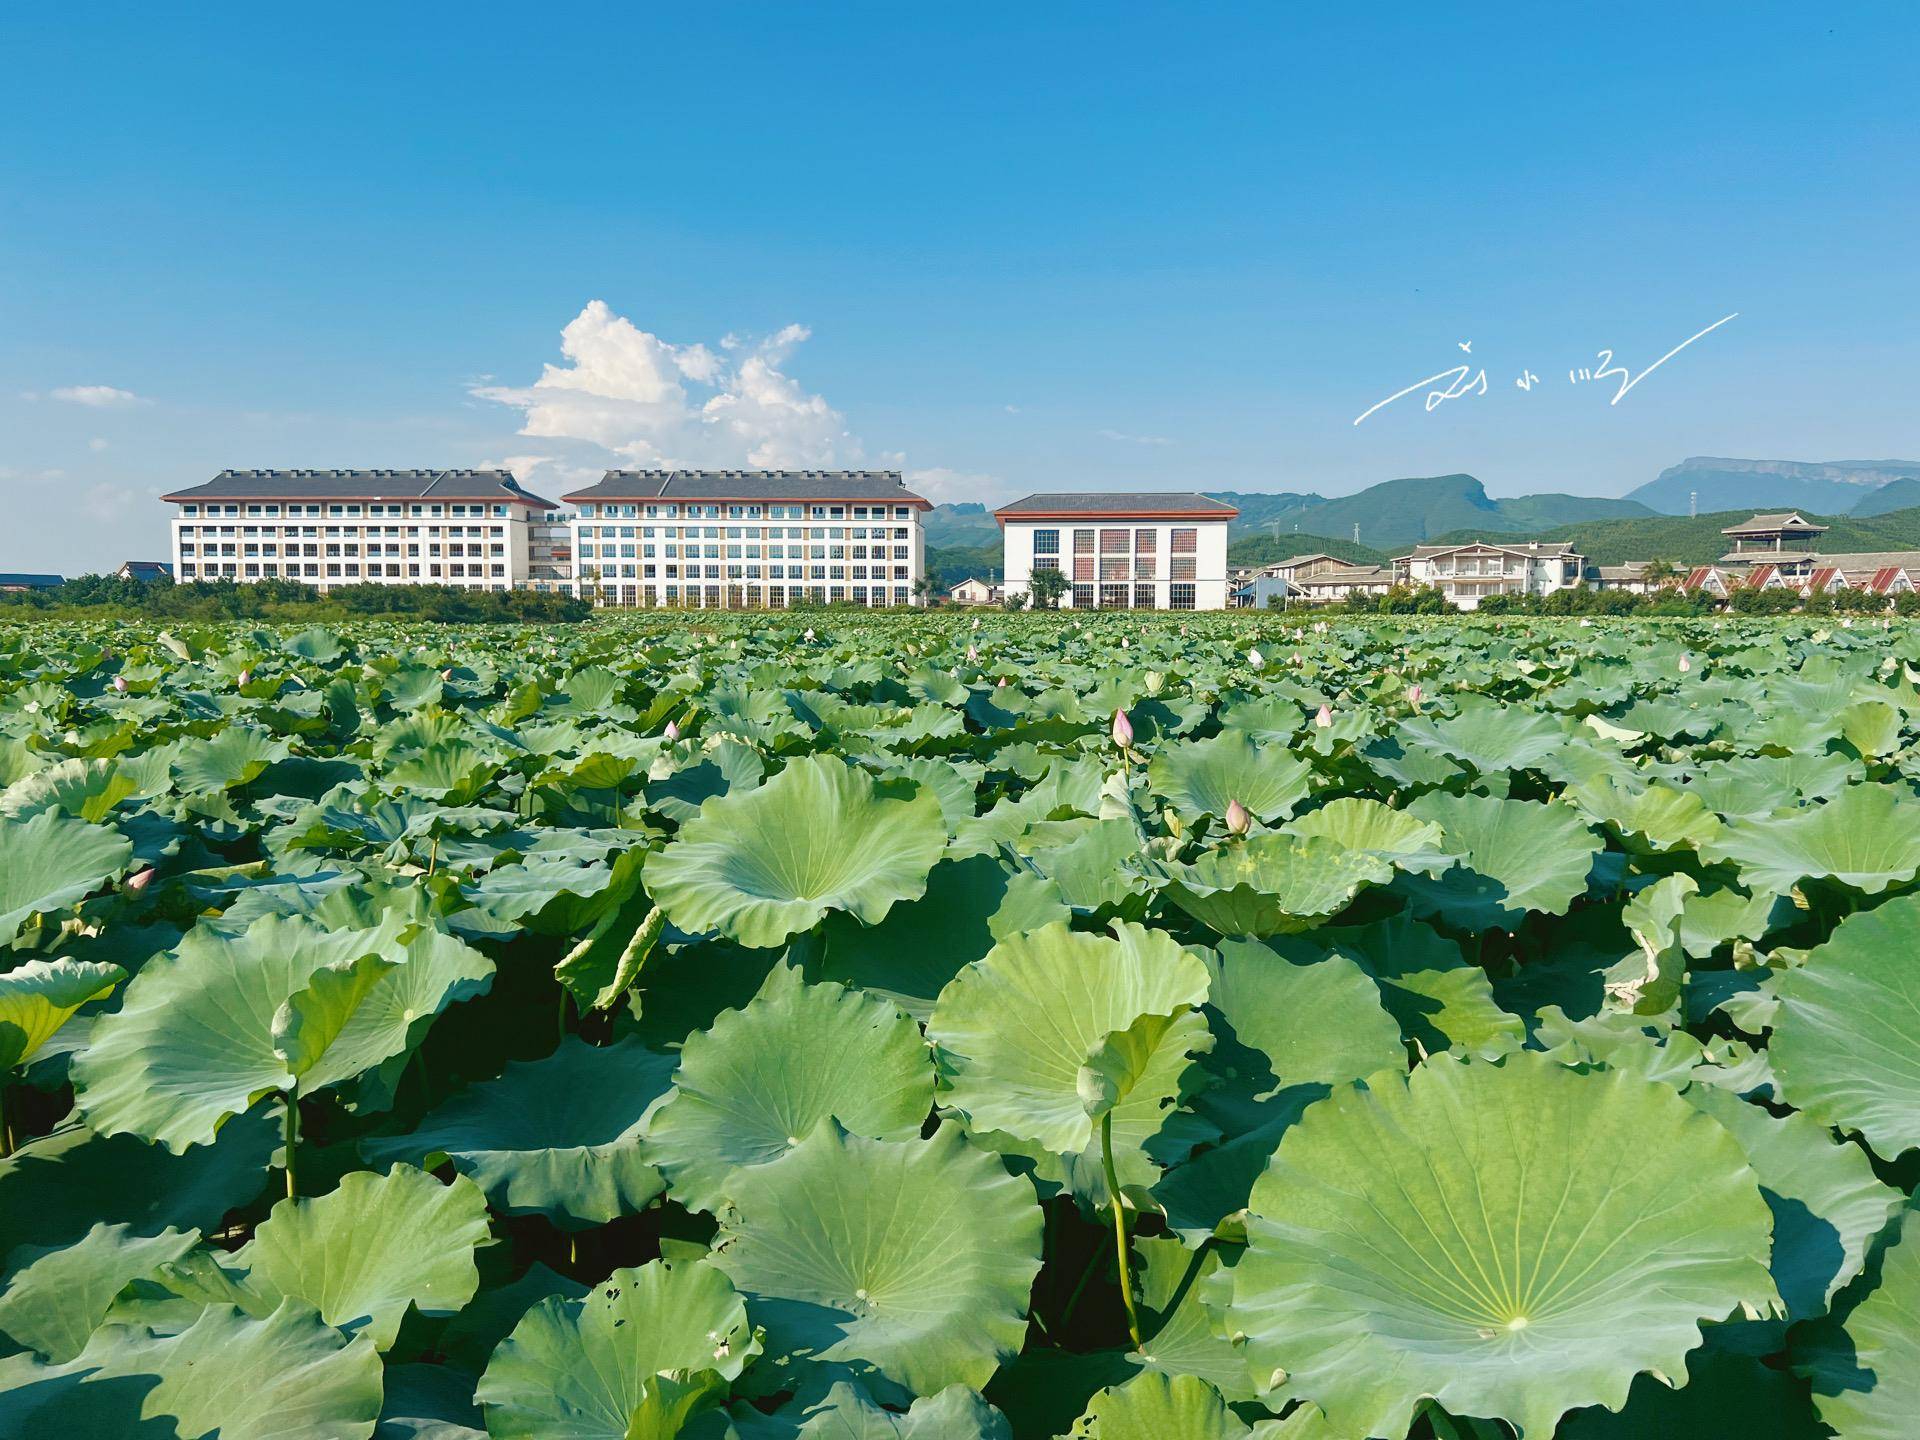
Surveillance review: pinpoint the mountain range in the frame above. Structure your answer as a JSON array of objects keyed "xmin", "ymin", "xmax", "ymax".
[{"xmin": 1626, "ymin": 457, "xmax": 1920, "ymax": 515}]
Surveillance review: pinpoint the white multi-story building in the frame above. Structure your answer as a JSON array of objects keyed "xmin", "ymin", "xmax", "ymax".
[
  {"xmin": 161, "ymin": 470, "xmax": 559, "ymax": 591},
  {"xmin": 995, "ymin": 493, "xmax": 1239, "ymax": 610},
  {"xmin": 1391, "ymin": 540, "xmax": 1587, "ymax": 610},
  {"xmin": 561, "ymin": 470, "xmax": 930, "ymax": 608}
]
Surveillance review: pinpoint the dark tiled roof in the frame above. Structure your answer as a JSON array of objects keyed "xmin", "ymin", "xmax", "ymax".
[
  {"xmin": 160, "ymin": 470, "xmax": 558, "ymax": 507},
  {"xmin": 1721, "ymin": 511, "xmax": 1827, "ymax": 535},
  {"xmin": 562, "ymin": 470, "xmax": 928, "ymax": 505},
  {"xmin": 117, "ymin": 560, "xmax": 174, "ymax": 579},
  {"xmin": 994, "ymin": 492, "xmax": 1239, "ymax": 517},
  {"xmin": 1400, "ymin": 540, "xmax": 1584, "ymax": 559},
  {"xmin": 0, "ymin": 573, "xmax": 63, "ymax": 588},
  {"xmin": 1293, "ymin": 565, "xmax": 1395, "ymax": 586}
]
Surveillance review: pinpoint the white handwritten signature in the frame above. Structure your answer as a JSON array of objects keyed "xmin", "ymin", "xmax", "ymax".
[{"xmin": 1352, "ymin": 312, "xmax": 1739, "ymax": 426}]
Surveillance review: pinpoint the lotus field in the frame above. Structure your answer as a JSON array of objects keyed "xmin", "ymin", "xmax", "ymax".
[{"xmin": 3, "ymin": 614, "xmax": 1920, "ymax": 1438}]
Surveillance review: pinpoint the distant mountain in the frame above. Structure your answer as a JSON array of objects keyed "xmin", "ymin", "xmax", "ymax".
[
  {"xmin": 1627, "ymin": 458, "xmax": 1920, "ymax": 516},
  {"xmin": 1213, "ymin": 475, "xmax": 1652, "ymax": 553},
  {"xmin": 1851, "ymin": 477, "xmax": 1920, "ymax": 517},
  {"xmin": 1426, "ymin": 503, "xmax": 1920, "ymax": 567}
]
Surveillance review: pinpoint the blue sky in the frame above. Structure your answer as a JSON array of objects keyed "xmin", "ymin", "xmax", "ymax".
[{"xmin": 3, "ymin": 3, "xmax": 1917, "ymax": 571}]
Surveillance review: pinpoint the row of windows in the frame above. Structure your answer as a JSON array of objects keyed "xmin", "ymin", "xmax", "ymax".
[
  {"xmin": 1034, "ymin": 555, "xmax": 1198, "ymax": 582},
  {"xmin": 578, "ymin": 544, "xmax": 910, "ymax": 561},
  {"xmin": 585, "ymin": 564, "xmax": 913, "ymax": 581},
  {"xmin": 593, "ymin": 584, "xmax": 915, "ymax": 608},
  {"xmin": 1064, "ymin": 582, "xmax": 1198, "ymax": 610},
  {"xmin": 176, "ymin": 524, "xmax": 505, "ymax": 539},
  {"xmin": 578, "ymin": 503, "xmax": 914, "ymax": 521},
  {"xmin": 179, "ymin": 502, "xmax": 514, "ymax": 519},
  {"xmin": 576, "ymin": 525, "xmax": 911, "ymax": 542},
  {"xmin": 178, "ymin": 561, "xmax": 507, "ymax": 580},
  {"xmin": 181, "ymin": 544, "xmax": 503, "ymax": 558},
  {"xmin": 1032, "ymin": 527, "xmax": 1198, "ymax": 555}
]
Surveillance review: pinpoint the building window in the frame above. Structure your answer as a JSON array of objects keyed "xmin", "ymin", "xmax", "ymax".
[
  {"xmin": 1073, "ymin": 556, "xmax": 1094, "ymax": 582},
  {"xmin": 1134, "ymin": 583, "xmax": 1155, "ymax": 608},
  {"xmin": 1170, "ymin": 583, "xmax": 1196, "ymax": 610},
  {"xmin": 1171, "ymin": 555, "xmax": 1197, "ymax": 581},
  {"xmin": 1099, "ymin": 584, "xmax": 1127, "ymax": 609},
  {"xmin": 1172, "ymin": 528, "xmax": 1197, "ymax": 553},
  {"xmin": 1071, "ymin": 583, "xmax": 1094, "ymax": 608},
  {"xmin": 1033, "ymin": 555, "xmax": 1060, "ymax": 572},
  {"xmin": 1033, "ymin": 528, "xmax": 1060, "ymax": 556},
  {"xmin": 1074, "ymin": 529, "xmax": 1095, "ymax": 553},
  {"xmin": 1100, "ymin": 555, "xmax": 1128, "ymax": 581},
  {"xmin": 1135, "ymin": 529, "xmax": 1156, "ymax": 552},
  {"xmin": 1099, "ymin": 529, "xmax": 1128, "ymax": 551}
]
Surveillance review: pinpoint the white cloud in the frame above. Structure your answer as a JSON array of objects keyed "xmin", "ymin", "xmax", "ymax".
[
  {"xmin": 51, "ymin": 385, "xmax": 146, "ymax": 408},
  {"xmin": 476, "ymin": 301, "xmax": 855, "ymax": 471},
  {"xmin": 89, "ymin": 437, "xmax": 110, "ymax": 452},
  {"xmin": 1098, "ymin": 428, "xmax": 1173, "ymax": 446}
]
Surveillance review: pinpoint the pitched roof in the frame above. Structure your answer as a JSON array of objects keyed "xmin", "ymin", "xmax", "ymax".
[
  {"xmin": 0, "ymin": 573, "xmax": 62, "ymax": 588},
  {"xmin": 1721, "ymin": 511, "xmax": 1828, "ymax": 536},
  {"xmin": 1717, "ymin": 550, "xmax": 1819, "ymax": 566},
  {"xmin": 1293, "ymin": 565, "xmax": 1395, "ymax": 587},
  {"xmin": 562, "ymin": 470, "xmax": 928, "ymax": 506},
  {"xmin": 161, "ymin": 469, "xmax": 557, "ymax": 507},
  {"xmin": 1806, "ymin": 566, "xmax": 1844, "ymax": 591},
  {"xmin": 1398, "ymin": 540, "xmax": 1583, "ymax": 559},
  {"xmin": 994, "ymin": 492, "xmax": 1238, "ymax": 519},
  {"xmin": 1268, "ymin": 552, "xmax": 1358, "ymax": 570},
  {"xmin": 117, "ymin": 560, "xmax": 174, "ymax": 579}
]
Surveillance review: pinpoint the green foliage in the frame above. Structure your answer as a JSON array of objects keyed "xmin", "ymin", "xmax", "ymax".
[{"xmin": 0, "ymin": 610, "xmax": 1916, "ymax": 1437}]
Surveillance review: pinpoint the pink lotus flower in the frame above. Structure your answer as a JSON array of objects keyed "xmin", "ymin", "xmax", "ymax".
[
  {"xmin": 664, "ymin": 720, "xmax": 680, "ymax": 741},
  {"xmin": 1111, "ymin": 708, "xmax": 1135, "ymax": 749},
  {"xmin": 966, "ymin": 645, "xmax": 978, "ymax": 662},
  {"xmin": 1678, "ymin": 654, "xmax": 1691, "ymax": 673},
  {"xmin": 126, "ymin": 868, "xmax": 155, "ymax": 893},
  {"xmin": 1225, "ymin": 798, "xmax": 1251, "ymax": 836},
  {"xmin": 1406, "ymin": 684, "xmax": 1423, "ymax": 706},
  {"xmin": 112, "ymin": 675, "xmax": 128, "ymax": 693},
  {"xmin": 1314, "ymin": 703, "xmax": 1334, "ymax": 729},
  {"xmin": 237, "ymin": 669, "xmax": 252, "ymax": 687},
  {"xmin": 997, "ymin": 676, "xmax": 1009, "ymax": 687},
  {"xmin": 440, "ymin": 668, "xmax": 453, "ymax": 681}
]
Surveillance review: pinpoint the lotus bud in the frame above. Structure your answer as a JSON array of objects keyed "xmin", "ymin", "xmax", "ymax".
[
  {"xmin": 1406, "ymin": 683, "xmax": 1423, "ymax": 706},
  {"xmin": 1246, "ymin": 647, "xmax": 1264, "ymax": 670},
  {"xmin": 803, "ymin": 628, "xmax": 816, "ymax": 641},
  {"xmin": 1225, "ymin": 798, "xmax": 1251, "ymax": 836},
  {"xmin": 998, "ymin": 676, "xmax": 1008, "ymax": 687},
  {"xmin": 971, "ymin": 617, "xmax": 980, "ymax": 629},
  {"xmin": 1144, "ymin": 670, "xmax": 1165, "ymax": 696},
  {"xmin": 1111, "ymin": 707, "xmax": 1135, "ymax": 750},
  {"xmin": 966, "ymin": 645, "xmax": 978, "ymax": 662},
  {"xmin": 112, "ymin": 675, "xmax": 128, "ymax": 693},
  {"xmin": 1314, "ymin": 703, "xmax": 1334, "ymax": 729},
  {"xmin": 440, "ymin": 668, "xmax": 453, "ymax": 681},
  {"xmin": 126, "ymin": 867, "xmax": 155, "ymax": 892},
  {"xmin": 665, "ymin": 719, "xmax": 680, "ymax": 741},
  {"xmin": 1677, "ymin": 655, "xmax": 1691, "ymax": 673},
  {"xmin": 237, "ymin": 668, "xmax": 252, "ymax": 687}
]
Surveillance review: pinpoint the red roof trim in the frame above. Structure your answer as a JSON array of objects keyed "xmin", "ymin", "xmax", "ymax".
[
  {"xmin": 994, "ymin": 509, "xmax": 1239, "ymax": 524},
  {"xmin": 561, "ymin": 493, "xmax": 932, "ymax": 510},
  {"xmin": 163, "ymin": 492, "xmax": 549, "ymax": 507}
]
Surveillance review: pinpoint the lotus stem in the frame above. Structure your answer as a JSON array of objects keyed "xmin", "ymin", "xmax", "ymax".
[
  {"xmin": 1101, "ymin": 1112, "xmax": 1144, "ymax": 1350},
  {"xmin": 282, "ymin": 1089, "xmax": 299, "ymax": 1199},
  {"xmin": 0, "ymin": 1078, "xmax": 11, "ymax": 1159}
]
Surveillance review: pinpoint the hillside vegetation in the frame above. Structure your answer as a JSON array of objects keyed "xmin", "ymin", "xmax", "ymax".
[{"xmin": 1428, "ymin": 504, "xmax": 1920, "ymax": 565}]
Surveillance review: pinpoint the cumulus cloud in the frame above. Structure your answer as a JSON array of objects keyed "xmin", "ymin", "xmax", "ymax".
[
  {"xmin": 51, "ymin": 385, "xmax": 146, "ymax": 408},
  {"xmin": 1098, "ymin": 428, "xmax": 1172, "ymax": 446},
  {"xmin": 89, "ymin": 438, "xmax": 110, "ymax": 452},
  {"xmin": 475, "ymin": 302, "xmax": 851, "ymax": 470}
]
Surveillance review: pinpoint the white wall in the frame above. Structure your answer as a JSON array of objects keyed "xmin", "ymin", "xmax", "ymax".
[{"xmin": 1002, "ymin": 518, "xmax": 1234, "ymax": 610}]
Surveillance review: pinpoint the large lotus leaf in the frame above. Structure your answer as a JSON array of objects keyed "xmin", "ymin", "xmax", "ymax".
[
  {"xmin": 711, "ymin": 1123, "xmax": 1043, "ymax": 1397},
  {"xmin": 1569, "ymin": 777, "xmax": 1723, "ymax": 853},
  {"xmin": 646, "ymin": 754, "xmax": 946, "ymax": 948},
  {"xmin": 928, "ymin": 921, "xmax": 1212, "ymax": 1157},
  {"xmin": 0, "ymin": 957, "xmax": 124, "ymax": 1070},
  {"xmin": 1402, "ymin": 792, "xmax": 1601, "ymax": 928},
  {"xmin": 1146, "ymin": 731, "xmax": 1312, "ymax": 824},
  {"xmin": 1281, "ymin": 799, "xmax": 1449, "ymax": 874},
  {"xmin": 74, "ymin": 913, "xmax": 488, "ymax": 1150},
  {"xmin": 1771, "ymin": 894, "xmax": 1920, "ymax": 1157},
  {"xmin": 1703, "ymin": 784, "xmax": 1920, "ymax": 896},
  {"xmin": 1803, "ymin": 1206, "xmax": 1920, "ymax": 1440},
  {"xmin": 1206, "ymin": 941, "xmax": 1404, "ymax": 1090},
  {"xmin": 1143, "ymin": 834, "xmax": 1390, "ymax": 939},
  {"xmin": 0, "ymin": 756, "xmax": 136, "ymax": 823},
  {"xmin": 0, "ymin": 1113, "xmax": 276, "ymax": 1253},
  {"xmin": 0, "ymin": 809, "xmax": 133, "ymax": 942},
  {"xmin": 1229, "ymin": 1052, "xmax": 1776, "ymax": 1440},
  {"xmin": 1151, "ymin": 1088, "xmax": 1322, "ymax": 1245},
  {"xmin": 0, "ymin": 1299, "xmax": 382, "ymax": 1439},
  {"xmin": 0, "ymin": 1222, "xmax": 199, "ymax": 1362},
  {"xmin": 170, "ymin": 724, "xmax": 293, "ymax": 792},
  {"xmin": 644, "ymin": 965, "xmax": 934, "ymax": 1214},
  {"xmin": 1130, "ymin": 1237, "xmax": 1260, "ymax": 1402},
  {"xmin": 1314, "ymin": 914, "xmax": 1525, "ymax": 1060},
  {"xmin": 1068, "ymin": 1372, "xmax": 1251, "ymax": 1439},
  {"xmin": 361, "ymin": 1036, "xmax": 675, "ymax": 1227},
  {"xmin": 223, "ymin": 1165, "xmax": 491, "ymax": 1349},
  {"xmin": 476, "ymin": 1257, "xmax": 757, "ymax": 1439},
  {"xmin": 1684, "ymin": 1086, "xmax": 1902, "ymax": 1320},
  {"xmin": 374, "ymin": 1362, "xmax": 486, "ymax": 1440},
  {"xmin": 1397, "ymin": 698, "xmax": 1567, "ymax": 775}
]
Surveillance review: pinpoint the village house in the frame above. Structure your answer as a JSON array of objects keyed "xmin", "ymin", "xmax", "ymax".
[{"xmin": 1392, "ymin": 540, "xmax": 1587, "ymax": 611}]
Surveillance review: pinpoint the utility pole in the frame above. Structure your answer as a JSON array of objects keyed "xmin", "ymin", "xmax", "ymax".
[
  {"xmin": 1353, "ymin": 522, "xmax": 1360, "ymax": 543},
  {"xmin": 1689, "ymin": 490, "xmax": 1697, "ymax": 518}
]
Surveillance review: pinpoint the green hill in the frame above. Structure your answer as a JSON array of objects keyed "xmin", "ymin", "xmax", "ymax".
[
  {"xmin": 1852, "ymin": 478, "xmax": 1920, "ymax": 517},
  {"xmin": 1425, "ymin": 504, "xmax": 1920, "ymax": 566},
  {"xmin": 1213, "ymin": 475, "xmax": 1652, "ymax": 552},
  {"xmin": 1227, "ymin": 533, "xmax": 1387, "ymax": 568}
]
